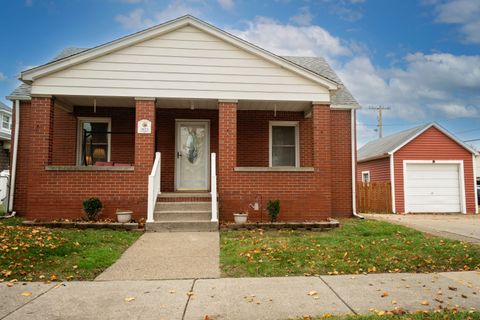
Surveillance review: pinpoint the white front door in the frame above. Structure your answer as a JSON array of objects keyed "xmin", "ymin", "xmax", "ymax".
[
  {"xmin": 404, "ymin": 162, "xmax": 463, "ymax": 213},
  {"xmin": 175, "ymin": 120, "xmax": 210, "ymax": 191}
]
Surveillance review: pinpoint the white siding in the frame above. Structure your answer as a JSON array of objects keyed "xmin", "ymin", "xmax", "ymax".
[{"xmin": 31, "ymin": 26, "xmax": 330, "ymax": 101}]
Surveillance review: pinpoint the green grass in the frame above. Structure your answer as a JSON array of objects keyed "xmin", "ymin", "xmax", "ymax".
[
  {"xmin": 221, "ymin": 219, "xmax": 480, "ymax": 277},
  {"xmin": 0, "ymin": 217, "xmax": 141, "ymax": 281},
  {"xmin": 307, "ymin": 311, "xmax": 480, "ymax": 320}
]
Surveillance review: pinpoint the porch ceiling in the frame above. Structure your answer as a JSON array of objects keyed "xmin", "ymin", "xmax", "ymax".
[{"xmin": 55, "ymin": 96, "xmax": 312, "ymax": 112}]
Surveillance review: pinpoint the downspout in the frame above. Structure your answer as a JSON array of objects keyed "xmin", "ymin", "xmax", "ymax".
[
  {"xmin": 351, "ymin": 109, "xmax": 364, "ymax": 219},
  {"xmin": 7, "ymin": 100, "xmax": 20, "ymax": 215}
]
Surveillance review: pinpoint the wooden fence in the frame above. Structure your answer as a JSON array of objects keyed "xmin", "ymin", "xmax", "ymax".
[{"xmin": 356, "ymin": 181, "xmax": 392, "ymax": 213}]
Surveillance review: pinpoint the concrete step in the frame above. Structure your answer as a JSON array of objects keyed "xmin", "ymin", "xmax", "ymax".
[
  {"xmin": 154, "ymin": 210, "xmax": 211, "ymax": 221},
  {"xmin": 158, "ymin": 192, "xmax": 211, "ymax": 199},
  {"xmin": 155, "ymin": 202, "xmax": 211, "ymax": 212},
  {"xmin": 146, "ymin": 221, "xmax": 218, "ymax": 232}
]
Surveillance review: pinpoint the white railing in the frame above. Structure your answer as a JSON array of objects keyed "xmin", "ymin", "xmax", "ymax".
[
  {"xmin": 210, "ymin": 153, "xmax": 218, "ymax": 222},
  {"xmin": 147, "ymin": 152, "xmax": 161, "ymax": 223}
]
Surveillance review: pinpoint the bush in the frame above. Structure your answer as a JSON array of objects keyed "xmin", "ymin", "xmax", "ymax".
[
  {"xmin": 82, "ymin": 198, "xmax": 103, "ymax": 221},
  {"xmin": 266, "ymin": 199, "xmax": 280, "ymax": 222}
]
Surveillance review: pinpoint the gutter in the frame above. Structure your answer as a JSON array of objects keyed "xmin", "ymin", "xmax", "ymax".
[
  {"xmin": 351, "ymin": 110, "xmax": 364, "ymax": 219},
  {"xmin": 8, "ymin": 100, "xmax": 19, "ymax": 214}
]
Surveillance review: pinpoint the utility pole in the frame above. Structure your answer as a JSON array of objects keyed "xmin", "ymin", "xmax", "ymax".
[{"xmin": 369, "ymin": 106, "xmax": 390, "ymax": 138}]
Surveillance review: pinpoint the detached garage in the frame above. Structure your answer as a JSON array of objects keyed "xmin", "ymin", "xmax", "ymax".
[{"xmin": 357, "ymin": 123, "xmax": 478, "ymax": 214}]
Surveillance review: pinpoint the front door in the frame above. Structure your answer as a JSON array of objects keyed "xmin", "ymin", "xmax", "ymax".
[{"xmin": 175, "ymin": 120, "xmax": 210, "ymax": 191}]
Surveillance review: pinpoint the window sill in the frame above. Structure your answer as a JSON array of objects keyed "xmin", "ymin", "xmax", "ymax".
[
  {"xmin": 234, "ymin": 167, "xmax": 315, "ymax": 172},
  {"xmin": 45, "ymin": 165, "xmax": 135, "ymax": 172}
]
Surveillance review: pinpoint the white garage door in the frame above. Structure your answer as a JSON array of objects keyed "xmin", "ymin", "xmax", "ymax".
[{"xmin": 404, "ymin": 162, "xmax": 463, "ymax": 213}]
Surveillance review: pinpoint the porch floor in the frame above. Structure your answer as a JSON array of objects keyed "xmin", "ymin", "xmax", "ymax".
[{"xmin": 95, "ymin": 232, "xmax": 220, "ymax": 280}]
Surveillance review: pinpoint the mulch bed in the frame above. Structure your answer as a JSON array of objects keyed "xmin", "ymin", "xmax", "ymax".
[
  {"xmin": 221, "ymin": 219, "xmax": 339, "ymax": 231},
  {"xmin": 22, "ymin": 220, "xmax": 140, "ymax": 231}
]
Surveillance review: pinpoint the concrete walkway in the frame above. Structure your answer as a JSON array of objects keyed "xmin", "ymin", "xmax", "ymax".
[
  {"xmin": 365, "ymin": 213, "xmax": 480, "ymax": 244},
  {"xmin": 2, "ymin": 271, "xmax": 480, "ymax": 319},
  {"xmin": 96, "ymin": 232, "xmax": 220, "ymax": 280}
]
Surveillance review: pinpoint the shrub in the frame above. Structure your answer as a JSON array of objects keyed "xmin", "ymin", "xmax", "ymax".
[
  {"xmin": 82, "ymin": 198, "xmax": 103, "ymax": 221},
  {"xmin": 266, "ymin": 199, "xmax": 280, "ymax": 222}
]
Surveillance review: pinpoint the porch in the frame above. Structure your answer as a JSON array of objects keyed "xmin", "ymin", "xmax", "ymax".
[{"xmin": 13, "ymin": 94, "xmax": 351, "ymax": 228}]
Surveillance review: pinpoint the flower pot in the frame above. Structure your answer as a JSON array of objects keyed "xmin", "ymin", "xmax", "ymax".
[
  {"xmin": 233, "ymin": 213, "xmax": 248, "ymax": 224},
  {"xmin": 116, "ymin": 210, "xmax": 132, "ymax": 223}
]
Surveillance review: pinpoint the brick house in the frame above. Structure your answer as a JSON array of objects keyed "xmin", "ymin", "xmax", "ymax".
[
  {"xmin": 7, "ymin": 15, "xmax": 360, "ymax": 230},
  {"xmin": 357, "ymin": 123, "xmax": 478, "ymax": 214}
]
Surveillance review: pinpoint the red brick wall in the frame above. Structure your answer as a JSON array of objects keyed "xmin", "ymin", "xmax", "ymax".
[
  {"xmin": 237, "ymin": 111, "xmax": 313, "ymax": 167},
  {"xmin": 156, "ymin": 108, "xmax": 218, "ymax": 192},
  {"xmin": 51, "ymin": 105, "xmax": 76, "ymax": 165},
  {"xmin": 357, "ymin": 157, "xmax": 390, "ymax": 182},
  {"xmin": 393, "ymin": 126, "xmax": 476, "ymax": 214},
  {"xmin": 12, "ymin": 98, "xmax": 155, "ymax": 221},
  {"xmin": 218, "ymin": 102, "xmax": 353, "ymax": 222},
  {"xmin": 330, "ymin": 110, "xmax": 353, "ymax": 217}
]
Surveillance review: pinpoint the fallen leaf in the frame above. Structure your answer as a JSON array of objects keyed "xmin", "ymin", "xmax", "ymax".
[
  {"xmin": 381, "ymin": 291, "xmax": 389, "ymax": 298},
  {"xmin": 448, "ymin": 286, "xmax": 458, "ymax": 291},
  {"xmin": 187, "ymin": 291, "xmax": 194, "ymax": 297},
  {"xmin": 6, "ymin": 282, "xmax": 14, "ymax": 287},
  {"xmin": 21, "ymin": 292, "xmax": 32, "ymax": 297},
  {"xmin": 420, "ymin": 300, "xmax": 429, "ymax": 306},
  {"xmin": 391, "ymin": 300, "xmax": 397, "ymax": 305},
  {"xmin": 307, "ymin": 291, "xmax": 318, "ymax": 296},
  {"xmin": 124, "ymin": 297, "xmax": 135, "ymax": 302}
]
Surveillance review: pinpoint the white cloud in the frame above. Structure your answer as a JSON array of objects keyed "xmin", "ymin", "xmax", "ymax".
[
  {"xmin": 115, "ymin": 0, "xmax": 201, "ymax": 29},
  {"xmin": 338, "ymin": 53, "xmax": 480, "ymax": 124},
  {"xmin": 289, "ymin": 6, "xmax": 313, "ymax": 26},
  {"xmin": 428, "ymin": 0, "xmax": 480, "ymax": 43},
  {"xmin": 0, "ymin": 73, "xmax": 6, "ymax": 81},
  {"xmin": 227, "ymin": 16, "xmax": 351, "ymax": 61},
  {"xmin": 217, "ymin": 0, "xmax": 234, "ymax": 10}
]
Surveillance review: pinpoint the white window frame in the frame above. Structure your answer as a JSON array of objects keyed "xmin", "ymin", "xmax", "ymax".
[
  {"xmin": 269, "ymin": 121, "xmax": 300, "ymax": 168},
  {"xmin": 2, "ymin": 114, "xmax": 11, "ymax": 130},
  {"xmin": 76, "ymin": 117, "xmax": 112, "ymax": 165},
  {"xmin": 361, "ymin": 171, "xmax": 370, "ymax": 183}
]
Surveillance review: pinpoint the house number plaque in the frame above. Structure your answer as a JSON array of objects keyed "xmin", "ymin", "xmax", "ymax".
[{"xmin": 137, "ymin": 119, "xmax": 152, "ymax": 134}]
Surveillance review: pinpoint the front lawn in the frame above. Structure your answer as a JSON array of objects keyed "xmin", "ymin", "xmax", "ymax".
[
  {"xmin": 221, "ymin": 219, "xmax": 480, "ymax": 277},
  {"xmin": 0, "ymin": 217, "xmax": 140, "ymax": 281}
]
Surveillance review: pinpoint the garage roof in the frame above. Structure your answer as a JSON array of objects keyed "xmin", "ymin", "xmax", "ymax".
[{"xmin": 358, "ymin": 122, "xmax": 477, "ymax": 162}]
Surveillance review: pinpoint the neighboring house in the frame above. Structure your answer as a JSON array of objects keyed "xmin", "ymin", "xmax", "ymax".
[
  {"xmin": 0, "ymin": 102, "xmax": 11, "ymax": 171},
  {"xmin": 6, "ymin": 15, "xmax": 359, "ymax": 229},
  {"xmin": 357, "ymin": 123, "xmax": 478, "ymax": 214}
]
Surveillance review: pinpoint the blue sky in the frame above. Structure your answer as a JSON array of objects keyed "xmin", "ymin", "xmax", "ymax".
[{"xmin": 1, "ymin": 0, "xmax": 479, "ymax": 147}]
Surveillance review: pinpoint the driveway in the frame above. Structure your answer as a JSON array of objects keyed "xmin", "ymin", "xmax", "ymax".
[{"xmin": 365, "ymin": 214, "xmax": 480, "ymax": 244}]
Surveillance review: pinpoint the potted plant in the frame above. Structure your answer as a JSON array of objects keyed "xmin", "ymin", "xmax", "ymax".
[
  {"xmin": 233, "ymin": 211, "xmax": 248, "ymax": 224},
  {"xmin": 82, "ymin": 198, "xmax": 103, "ymax": 221},
  {"xmin": 267, "ymin": 200, "xmax": 280, "ymax": 222},
  {"xmin": 116, "ymin": 209, "xmax": 133, "ymax": 223}
]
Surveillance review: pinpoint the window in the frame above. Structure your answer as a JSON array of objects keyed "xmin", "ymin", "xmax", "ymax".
[
  {"xmin": 77, "ymin": 117, "xmax": 111, "ymax": 165},
  {"xmin": 269, "ymin": 121, "xmax": 299, "ymax": 167},
  {"xmin": 2, "ymin": 115, "xmax": 11, "ymax": 130},
  {"xmin": 362, "ymin": 171, "xmax": 370, "ymax": 183}
]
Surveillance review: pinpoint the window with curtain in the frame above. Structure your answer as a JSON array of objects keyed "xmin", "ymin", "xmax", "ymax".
[
  {"xmin": 270, "ymin": 122, "xmax": 299, "ymax": 167},
  {"xmin": 77, "ymin": 118, "xmax": 111, "ymax": 165}
]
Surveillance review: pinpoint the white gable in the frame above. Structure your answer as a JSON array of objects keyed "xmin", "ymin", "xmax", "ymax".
[{"xmin": 31, "ymin": 25, "xmax": 331, "ymax": 102}]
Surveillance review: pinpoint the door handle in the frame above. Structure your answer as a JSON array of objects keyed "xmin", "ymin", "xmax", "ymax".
[{"xmin": 177, "ymin": 152, "xmax": 182, "ymax": 159}]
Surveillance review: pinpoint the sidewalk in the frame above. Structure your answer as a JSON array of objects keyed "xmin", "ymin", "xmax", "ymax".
[
  {"xmin": 2, "ymin": 271, "xmax": 479, "ymax": 319},
  {"xmin": 95, "ymin": 232, "xmax": 220, "ymax": 280}
]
